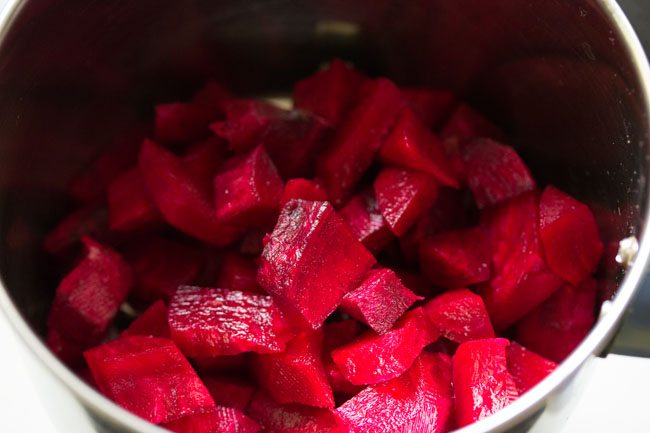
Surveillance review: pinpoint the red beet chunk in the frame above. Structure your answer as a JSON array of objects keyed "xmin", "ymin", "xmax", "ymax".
[
  {"xmin": 43, "ymin": 201, "xmax": 110, "ymax": 255},
  {"xmin": 374, "ymin": 168, "xmax": 439, "ymax": 236},
  {"xmin": 139, "ymin": 139, "xmax": 241, "ymax": 246},
  {"xmin": 46, "ymin": 328, "xmax": 87, "ymax": 367},
  {"xmin": 192, "ymin": 81, "xmax": 232, "ymax": 115},
  {"xmin": 463, "ymin": 138, "xmax": 536, "ymax": 209},
  {"xmin": 423, "ymin": 289, "xmax": 494, "ymax": 343},
  {"xmin": 215, "ymin": 252, "xmax": 264, "ymax": 294},
  {"xmin": 339, "ymin": 188, "xmax": 393, "ymax": 253},
  {"xmin": 401, "ymin": 87, "xmax": 456, "ymax": 129},
  {"xmin": 169, "ymin": 286, "xmax": 293, "ymax": 357},
  {"xmin": 516, "ymin": 280, "xmax": 597, "ymax": 363},
  {"xmin": 211, "ymin": 100, "xmax": 284, "ymax": 153},
  {"xmin": 507, "ymin": 342, "xmax": 557, "ymax": 394},
  {"xmin": 107, "ymin": 168, "xmax": 161, "ymax": 232},
  {"xmin": 480, "ymin": 193, "xmax": 564, "ymax": 330},
  {"xmin": 214, "ymin": 145, "xmax": 284, "ymax": 226},
  {"xmin": 122, "ymin": 300, "xmax": 170, "ymax": 338},
  {"xmin": 336, "ymin": 352, "xmax": 453, "ymax": 433},
  {"xmin": 47, "ymin": 237, "xmax": 132, "ymax": 349},
  {"xmin": 379, "ymin": 109, "xmax": 458, "ymax": 187},
  {"xmin": 253, "ymin": 330, "xmax": 334, "ymax": 408},
  {"xmin": 123, "ymin": 236, "xmax": 204, "ymax": 303},
  {"xmin": 323, "ymin": 320, "xmax": 363, "ymax": 352},
  {"xmin": 281, "ymin": 178, "xmax": 328, "ymax": 205},
  {"xmin": 453, "ymin": 338, "xmax": 518, "ymax": 427},
  {"xmin": 317, "ymin": 78, "xmax": 406, "ymax": 205},
  {"xmin": 418, "ymin": 227, "xmax": 490, "ymax": 289},
  {"xmin": 294, "ymin": 59, "xmax": 366, "ymax": 127},
  {"xmin": 340, "ymin": 268, "xmax": 422, "ymax": 334},
  {"xmin": 539, "ymin": 186, "xmax": 604, "ymax": 285},
  {"xmin": 257, "ymin": 200, "xmax": 376, "ymax": 328},
  {"xmin": 330, "ymin": 308, "xmax": 436, "ymax": 385},
  {"xmin": 324, "ymin": 358, "xmax": 364, "ymax": 399},
  {"xmin": 163, "ymin": 408, "xmax": 260, "ymax": 433},
  {"xmin": 440, "ymin": 103, "xmax": 504, "ymax": 141},
  {"xmin": 155, "ymin": 102, "xmax": 216, "ymax": 144},
  {"xmin": 182, "ymin": 136, "xmax": 229, "ymax": 197},
  {"xmin": 84, "ymin": 336, "xmax": 216, "ymax": 424},
  {"xmin": 202, "ymin": 376, "xmax": 255, "ymax": 411}
]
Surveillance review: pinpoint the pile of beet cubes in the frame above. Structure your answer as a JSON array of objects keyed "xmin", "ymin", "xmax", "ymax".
[{"xmin": 44, "ymin": 59, "xmax": 606, "ymax": 433}]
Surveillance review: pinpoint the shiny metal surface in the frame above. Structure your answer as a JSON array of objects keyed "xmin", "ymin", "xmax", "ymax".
[{"xmin": 0, "ymin": 1, "xmax": 648, "ymax": 432}]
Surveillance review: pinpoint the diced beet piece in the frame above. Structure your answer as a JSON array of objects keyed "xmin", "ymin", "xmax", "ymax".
[
  {"xmin": 214, "ymin": 145, "xmax": 284, "ymax": 226},
  {"xmin": 339, "ymin": 188, "xmax": 394, "ymax": 253},
  {"xmin": 452, "ymin": 338, "xmax": 518, "ymax": 427},
  {"xmin": 253, "ymin": 330, "xmax": 334, "ymax": 408},
  {"xmin": 107, "ymin": 168, "xmax": 161, "ymax": 232},
  {"xmin": 374, "ymin": 168, "xmax": 439, "ymax": 236},
  {"xmin": 84, "ymin": 336, "xmax": 216, "ymax": 424},
  {"xmin": 249, "ymin": 392, "xmax": 345, "ymax": 433},
  {"xmin": 257, "ymin": 200, "xmax": 376, "ymax": 328},
  {"xmin": 480, "ymin": 193, "xmax": 564, "ymax": 330},
  {"xmin": 162, "ymin": 407, "xmax": 260, "ymax": 433},
  {"xmin": 169, "ymin": 286, "xmax": 293, "ymax": 357},
  {"xmin": 182, "ymin": 136, "xmax": 229, "ymax": 197},
  {"xmin": 423, "ymin": 289, "xmax": 495, "ymax": 343},
  {"xmin": 462, "ymin": 138, "xmax": 536, "ymax": 209},
  {"xmin": 317, "ymin": 78, "xmax": 406, "ymax": 205},
  {"xmin": 401, "ymin": 87, "xmax": 457, "ymax": 129},
  {"xmin": 46, "ymin": 328, "xmax": 87, "ymax": 367},
  {"xmin": 440, "ymin": 103, "xmax": 504, "ymax": 141},
  {"xmin": 202, "ymin": 376, "xmax": 256, "ymax": 411},
  {"xmin": 324, "ymin": 358, "xmax": 365, "ymax": 399},
  {"xmin": 515, "ymin": 280, "xmax": 597, "ymax": 363},
  {"xmin": 323, "ymin": 320, "xmax": 363, "ymax": 352},
  {"xmin": 340, "ymin": 268, "xmax": 422, "ymax": 334},
  {"xmin": 330, "ymin": 308, "xmax": 437, "ymax": 385},
  {"xmin": 281, "ymin": 178, "xmax": 328, "ymax": 206},
  {"xmin": 43, "ymin": 201, "xmax": 110, "ymax": 255},
  {"xmin": 139, "ymin": 139, "xmax": 242, "ymax": 246},
  {"xmin": 418, "ymin": 227, "xmax": 491, "ymax": 289},
  {"xmin": 215, "ymin": 252, "xmax": 264, "ymax": 294},
  {"xmin": 122, "ymin": 300, "xmax": 170, "ymax": 338},
  {"xmin": 539, "ymin": 186, "xmax": 604, "ymax": 285},
  {"xmin": 507, "ymin": 342, "xmax": 557, "ymax": 394},
  {"xmin": 294, "ymin": 59, "xmax": 366, "ymax": 127},
  {"xmin": 192, "ymin": 81, "xmax": 231, "ymax": 115},
  {"xmin": 379, "ymin": 109, "xmax": 458, "ymax": 187},
  {"xmin": 155, "ymin": 102, "xmax": 216, "ymax": 144},
  {"xmin": 336, "ymin": 352, "xmax": 453, "ymax": 433},
  {"xmin": 123, "ymin": 236, "xmax": 204, "ymax": 303},
  {"xmin": 47, "ymin": 237, "xmax": 132, "ymax": 349},
  {"xmin": 211, "ymin": 100, "xmax": 284, "ymax": 153}
]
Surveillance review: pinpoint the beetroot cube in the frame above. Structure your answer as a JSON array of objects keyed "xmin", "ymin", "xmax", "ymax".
[
  {"xmin": 192, "ymin": 81, "xmax": 232, "ymax": 115},
  {"xmin": 340, "ymin": 268, "xmax": 422, "ymax": 334},
  {"xmin": 215, "ymin": 252, "xmax": 264, "ymax": 294},
  {"xmin": 139, "ymin": 139, "xmax": 242, "ymax": 246},
  {"xmin": 401, "ymin": 87, "xmax": 456, "ymax": 129},
  {"xmin": 418, "ymin": 227, "xmax": 491, "ymax": 289},
  {"xmin": 122, "ymin": 300, "xmax": 170, "ymax": 338},
  {"xmin": 539, "ymin": 185, "xmax": 604, "ymax": 285},
  {"xmin": 507, "ymin": 342, "xmax": 557, "ymax": 394},
  {"xmin": 155, "ymin": 102, "xmax": 216, "ymax": 144},
  {"xmin": 46, "ymin": 328, "xmax": 87, "ymax": 367},
  {"xmin": 317, "ymin": 78, "xmax": 406, "ymax": 205},
  {"xmin": 323, "ymin": 320, "xmax": 363, "ymax": 352},
  {"xmin": 257, "ymin": 200, "xmax": 376, "ymax": 328},
  {"xmin": 211, "ymin": 100, "xmax": 284, "ymax": 153},
  {"xmin": 84, "ymin": 336, "xmax": 216, "ymax": 424},
  {"xmin": 339, "ymin": 188, "xmax": 394, "ymax": 253},
  {"xmin": 253, "ymin": 330, "xmax": 334, "ymax": 408},
  {"xmin": 43, "ymin": 201, "xmax": 110, "ymax": 255},
  {"xmin": 440, "ymin": 103, "xmax": 504, "ymax": 141},
  {"xmin": 374, "ymin": 168, "xmax": 439, "ymax": 236},
  {"xmin": 202, "ymin": 376, "xmax": 256, "ymax": 411},
  {"xmin": 280, "ymin": 178, "xmax": 328, "ymax": 205},
  {"xmin": 214, "ymin": 145, "xmax": 284, "ymax": 226},
  {"xmin": 423, "ymin": 289, "xmax": 495, "ymax": 343},
  {"xmin": 293, "ymin": 58, "xmax": 366, "ymax": 127},
  {"xmin": 324, "ymin": 358, "xmax": 364, "ymax": 399},
  {"xmin": 379, "ymin": 109, "xmax": 458, "ymax": 188},
  {"xmin": 515, "ymin": 280, "xmax": 597, "ymax": 363},
  {"xmin": 453, "ymin": 338, "xmax": 518, "ymax": 427},
  {"xmin": 336, "ymin": 352, "xmax": 453, "ymax": 433},
  {"xmin": 168, "ymin": 286, "xmax": 293, "ymax": 357},
  {"xmin": 162, "ymin": 408, "xmax": 260, "ymax": 433},
  {"xmin": 330, "ymin": 308, "xmax": 436, "ymax": 385},
  {"xmin": 107, "ymin": 168, "xmax": 161, "ymax": 232},
  {"xmin": 182, "ymin": 136, "xmax": 229, "ymax": 197}
]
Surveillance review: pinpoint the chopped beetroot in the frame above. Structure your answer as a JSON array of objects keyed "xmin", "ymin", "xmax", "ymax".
[
  {"xmin": 191, "ymin": 81, "xmax": 232, "ymax": 115},
  {"xmin": 169, "ymin": 286, "xmax": 293, "ymax": 357},
  {"xmin": 324, "ymin": 358, "xmax": 365, "ymax": 399},
  {"xmin": 214, "ymin": 145, "xmax": 284, "ymax": 226},
  {"xmin": 507, "ymin": 342, "xmax": 557, "ymax": 394},
  {"xmin": 202, "ymin": 376, "xmax": 256, "ymax": 411},
  {"xmin": 139, "ymin": 139, "xmax": 242, "ymax": 246},
  {"xmin": 294, "ymin": 59, "xmax": 366, "ymax": 127},
  {"xmin": 418, "ymin": 227, "xmax": 491, "ymax": 289},
  {"xmin": 317, "ymin": 78, "xmax": 406, "ymax": 205},
  {"xmin": 440, "ymin": 103, "xmax": 504, "ymax": 141},
  {"xmin": 280, "ymin": 178, "xmax": 328, "ymax": 205},
  {"xmin": 401, "ymin": 87, "xmax": 457, "ymax": 129},
  {"xmin": 182, "ymin": 136, "xmax": 229, "ymax": 197},
  {"xmin": 253, "ymin": 330, "xmax": 334, "ymax": 408},
  {"xmin": 340, "ymin": 268, "xmax": 422, "ymax": 334},
  {"xmin": 423, "ymin": 289, "xmax": 495, "ymax": 343},
  {"xmin": 323, "ymin": 320, "xmax": 363, "ymax": 352},
  {"xmin": 539, "ymin": 186, "xmax": 604, "ymax": 285},
  {"xmin": 122, "ymin": 300, "xmax": 170, "ymax": 338},
  {"xmin": 374, "ymin": 168, "xmax": 439, "ymax": 236},
  {"xmin": 516, "ymin": 280, "xmax": 597, "ymax": 363},
  {"xmin": 330, "ymin": 308, "xmax": 437, "ymax": 385},
  {"xmin": 215, "ymin": 252, "xmax": 264, "ymax": 294},
  {"xmin": 480, "ymin": 193, "xmax": 564, "ymax": 330},
  {"xmin": 379, "ymin": 109, "xmax": 458, "ymax": 187},
  {"xmin": 46, "ymin": 328, "xmax": 87, "ymax": 367},
  {"xmin": 463, "ymin": 138, "xmax": 536, "ymax": 209},
  {"xmin": 43, "ymin": 201, "xmax": 110, "ymax": 255},
  {"xmin": 154, "ymin": 102, "xmax": 216, "ymax": 144},
  {"xmin": 211, "ymin": 100, "xmax": 284, "ymax": 153},
  {"xmin": 339, "ymin": 188, "xmax": 394, "ymax": 253},
  {"xmin": 453, "ymin": 338, "xmax": 519, "ymax": 427},
  {"xmin": 336, "ymin": 352, "xmax": 453, "ymax": 433},
  {"xmin": 107, "ymin": 168, "xmax": 161, "ymax": 232},
  {"xmin": 162, "ymin": 406, "xmax": 260, "ymax": 433},
  {"xmin": 84, "ymin": 336, "xmax": 216, "ymax": 424},
  {"xmin": 257, "ymin": 200, "xmax": 376, "ymax": 328}
]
